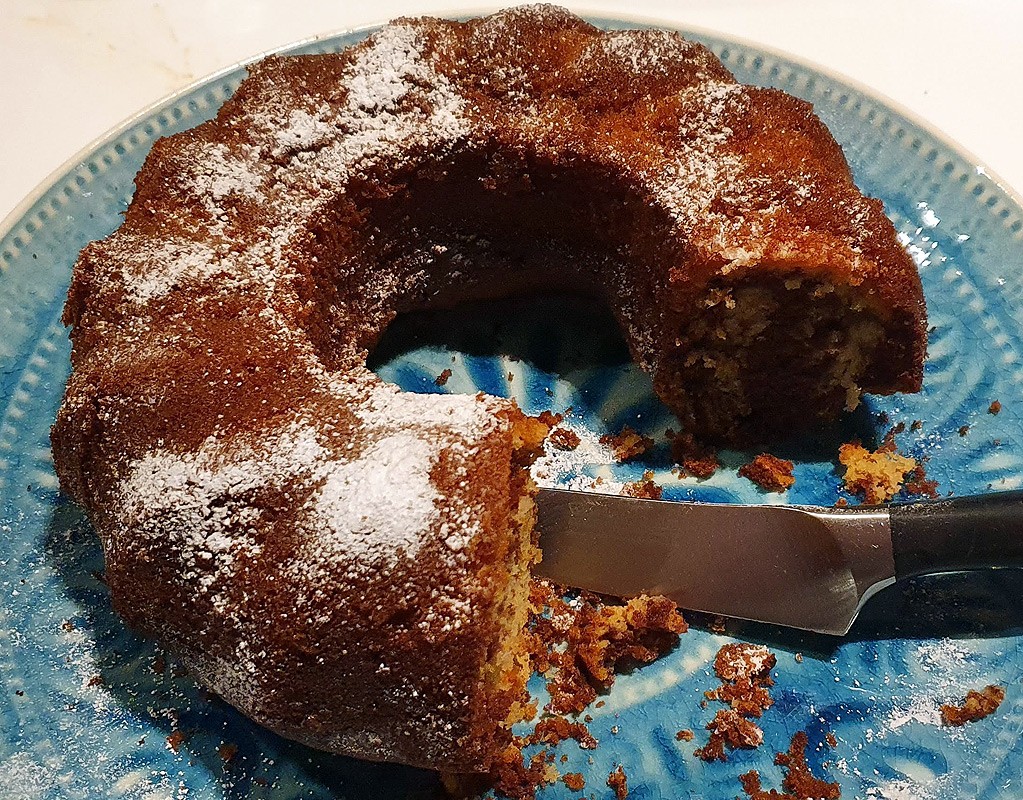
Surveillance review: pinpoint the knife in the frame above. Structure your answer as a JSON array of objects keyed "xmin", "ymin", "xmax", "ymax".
[{"xmin": 534, "ymin": 488, "xmax": 1023, "ymax": 636}]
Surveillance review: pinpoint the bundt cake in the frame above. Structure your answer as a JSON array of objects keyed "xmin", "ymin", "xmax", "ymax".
[{"xmin": 51, "ymin": 4, "xmax": 927, "ymax": 773}]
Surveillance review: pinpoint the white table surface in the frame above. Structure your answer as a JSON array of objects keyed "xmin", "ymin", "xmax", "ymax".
[{"xmin": 2, "ymin": 0, "xmax": 1022, "ymax": 227}]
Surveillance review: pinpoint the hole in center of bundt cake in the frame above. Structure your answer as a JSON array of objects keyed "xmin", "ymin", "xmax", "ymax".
[
  {"xmin": 302, "ymin": 146, "xmax": 681, "ymax": 371},
  {"xmin": 300, "ymin": 144, "xmax": 918, "ymax": 448},
  {"xmin": 367, "ymin": 294, "xmax": 633, "ymax": 390}
]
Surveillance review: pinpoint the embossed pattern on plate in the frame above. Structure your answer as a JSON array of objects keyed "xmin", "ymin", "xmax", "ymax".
[{"xmin": 2, "ymin": 18, "xmax": 1022, "ymax": 800}]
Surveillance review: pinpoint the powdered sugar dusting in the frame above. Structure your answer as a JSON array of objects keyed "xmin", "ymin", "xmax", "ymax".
[
  {"xmin": 866, "ymin": 780, "xmax": 936, "ymax": 800},
  {"xmin": 105, "ymin": 24, "xmax": 472, "ymax": 314},
  {"xmin": 863, "ymin": 638, "xmax": 980, "ymax": 744},
  {"xmin": 58, "ymin": 618, "xmax": 116, "ymax": 714},
  {"xmin": 110, "ymin": 236, "xmax": 226, "ymax": 303},
  {"xmin": 185, "ymin": 142, "xmax": 263, "ymax": 210},
  {"xmin": 115, "ymin": 389, "xmax": 500, "ymax": 609},
  {"xmin": 0, "ymin": 752, "xmax": 55, "ymax": 800},
  {"xmin": 272, "ymin": 105, "xmax": 335, "ymax": 157},
  {"xmin": 313, "ymin": 431, "xmax": 438, "ymax": 567},
  {"xmin": 346, "ymin": 26, "xmax": 441, "ymax": 115},
  {"xmin": 883, "ymin": 694, "xmax": 943, "ymax": 733},
  {"xmin": 266, "ymin": 24, "xmax": 467, "ymax": 203},
  {"xmin": 99, "ymin": 226, "xmax": 314, "ymax": 318},
  {"xmin": 651, "ymin": 81, "xmax": 746, "ymax": 228},
  {"xmin": 531, "ymin": 425, "xmax": 626, "ymax": 494},
  {"xmin": 917, "ymin": 638, "xmax": 973, "ymax": 682},
  {"xmin": 115, "ymin": 424, "xmax": 320, "ymax": 610},
  {"xmin": 594, "ymin": 29, "xmax": 701, "ymax": 72},
  {"xmin": 354, "ymin": 382, "xmax": 500, "ymax": 435}
]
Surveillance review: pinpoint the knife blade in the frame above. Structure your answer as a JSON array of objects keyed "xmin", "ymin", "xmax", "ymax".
[{"xmin": 533, "ymin": 487, "xmax": 1023, "ymax": 635}]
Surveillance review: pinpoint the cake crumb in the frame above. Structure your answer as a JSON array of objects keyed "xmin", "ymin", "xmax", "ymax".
[
  {"xmin": 709, "ymin": 643, "xmax": 775, "ymax": 712},
  {"xmin": 493, "ymin": 574, "xmax": 688, "ymax": 797},
  {"xmin": 534, "ymin": 410, "xmax": 564, "ymax": 428},
  {"xmin": 958, "ymin": 424, "xmax": 970, "ymax": 437},
  {"xmin": 525, "ymin": 717, "xmax": 597, "ymax": 750},
  {"xmin": 676, "ymin": 728, "xmax": 694, "ymax": 741},
  {"xmin": 600, "ymin": 426, "xmax": 654, "ymax": 461},
  {"xmin": 165, "ymin": 730, "xmax": 187, "ymax": 753},
  {"xmin": 562, "ymin": 772, "xmax": 585, "ymax": 791},
  {"xmin": 989, "ymin": 400, "xmax": 1002, "ymax": 415},
  {"xmin": 666, "ymin": 429, "xmax": 719, "ymax": 478},
  {"xmin": 738, "ymin": 453, "xmax": 795, "ymax": 493},
  {"xmin": 774, "ymin": 731, "xmax": 841, "ymax": 799},
  {"xmin": 434, "ymin": 368, "xmax": 452, "ymax": 386},
  {"xmin": 697, "ymin": 710, "xmax": 764, "ymax": 760},
  {"xmin": 902, "ymin": 463, "xmax": 939, "ymax": 498},
  {"xmin": 515, "ymin": 412, "xmax": 561, "ymax": 458},
  {"xmin": 529, "ymin": 581, "xmax": 686, "ymax": 715},
  {"xmin": 911, "ymin": 419, "xmax": 923, "ymax": 431},
  {"xmin": 696, "ymin": 643, "xmax": 776, "ymax": 762},
  {"xmin": 607, "ymin": 766, "xmax": 629, "ymax": 799},
  {"xmin": 623, "ymin": 475, "xmax": 663, "ymax": 499},
  {"xmin": 739, "ymin": 731, "xmax": 840, "ymax": 799},
  {"xmin": 940, "ymin": 684, "xmax": 1005, "ymax": 726},
  {"xmin": 548, "ymin": 427, "xmax": 581, "ymax": 451},
  {"xmin": 217, "ymin": 743, "xmax": 238, "ymax": 762},
  {"xmin": 491, "ymin": 746, "xmax": 557, "ymax": 800},
  {"xmin": 838, "ymin": 441, "xmax": 918, "ymax": 504}
]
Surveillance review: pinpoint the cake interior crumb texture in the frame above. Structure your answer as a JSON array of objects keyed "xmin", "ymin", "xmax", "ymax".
[{"xmin": 838, "ymin": 441, "xmax": 918, "ymax": 504}]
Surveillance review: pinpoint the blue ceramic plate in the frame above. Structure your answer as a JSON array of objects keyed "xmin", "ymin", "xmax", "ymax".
[{"xmin": 3, "ymin": 16, "xmax": 1023, "ymax": 800}]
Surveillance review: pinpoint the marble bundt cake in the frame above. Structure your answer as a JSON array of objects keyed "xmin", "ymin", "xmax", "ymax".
[{"xmin": 51, "ymin": 5, "xmax": 927, "ymax": 773}]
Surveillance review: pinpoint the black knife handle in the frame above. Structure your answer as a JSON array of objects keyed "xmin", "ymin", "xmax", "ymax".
[{"xmin": 890, "ymin": 490, "xmax": 1023, "ymax": 579}]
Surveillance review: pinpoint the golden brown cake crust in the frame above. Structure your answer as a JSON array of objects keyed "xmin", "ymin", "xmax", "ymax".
[{"xmin": 51, "ymin": 4, "xmax": 927, "ymax": 773}]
